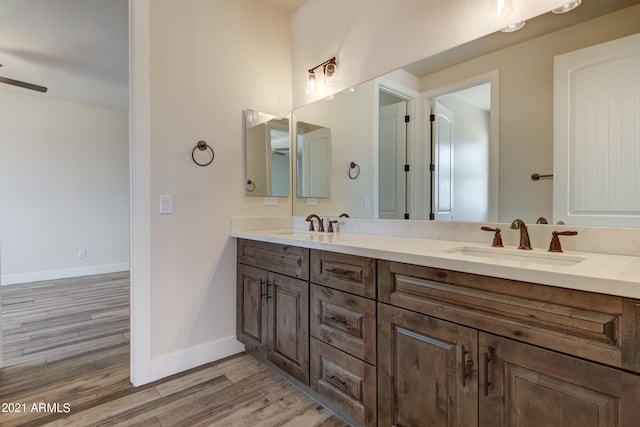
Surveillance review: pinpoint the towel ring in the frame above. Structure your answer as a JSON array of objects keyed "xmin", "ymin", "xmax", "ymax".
[
  {"xmin": 246, "ymin": 180, "xmax": 256, "ymax": 192},
  {"xmin": 192, "ymin": 140, "xmax": 214, "ymax": 166},
  {"xmin": 348, "ymin": 162, "xmax": 360, "ymax": 179}
]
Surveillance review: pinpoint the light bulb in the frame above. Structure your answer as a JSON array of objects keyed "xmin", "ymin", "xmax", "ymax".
[
  {"xmin": 306, "ymin": 72, "xmax": 316, "ymax": 94},
  {"xmin": 324, "ymin": 61, "xmax": 338, "ymax": 90},
  {"xmin": 552, "ymin": 0, "xmax": 581, "ymax": 14},
  {"xmin": 500, "ymin": 20, "xmax": 525, "ymax": 32},
  {"xmin": 492, "ymin": 0, "xmax": 513, "ymax": 17}
]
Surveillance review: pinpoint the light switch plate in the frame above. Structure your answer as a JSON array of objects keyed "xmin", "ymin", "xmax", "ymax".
[{"xmin": 159, "ymin": 195, "xmax": 173, "ymax": 214}]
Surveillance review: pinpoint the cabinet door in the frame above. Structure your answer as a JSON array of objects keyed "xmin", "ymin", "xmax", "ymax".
[
  {"xmin": 378, "ymin": 303, "xmax": 478, "ymax": 427},
  {"xmin": 480, "ymin": 333, "xmax": 640, "ymax": 427},
  {"xmin": 236, "ymin": 264, "xmax": 268, "ymax": 354},
  {"xmin": 268, "ymin": 272, "xmax": 310, "ymax": 385}
]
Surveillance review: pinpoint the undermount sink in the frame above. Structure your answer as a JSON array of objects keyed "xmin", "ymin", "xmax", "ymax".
[{"xmin": 442, "ymin": 246, "xmax": 585, "ymax": 267}]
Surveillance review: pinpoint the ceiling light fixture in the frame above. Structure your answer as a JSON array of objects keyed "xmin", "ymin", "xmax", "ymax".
[
  {"xmin": 552, "ymin": 0, "xmax": 581, "ymax": 14},
  {"xmin": 500, "ymin": 20, "xmax": 526, "ymax": 32},
  {"xmin": 306, "ymin": 57, "xmax": 337, "ymax": 94}
]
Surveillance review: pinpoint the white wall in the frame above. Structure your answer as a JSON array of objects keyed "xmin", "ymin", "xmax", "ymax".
[
  {"xmin": 292, "ymin": 0, "xmax": 569, "ymax": 107},
  {"xmin": 131, "ymin": 0, "xmax": 292, "ymax": 384},
  {"xmin": 0, "ymin": 91, "xmax": 129, "ymax": 285}
]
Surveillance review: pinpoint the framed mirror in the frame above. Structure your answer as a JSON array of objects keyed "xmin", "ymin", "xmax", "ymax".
[
  {"xmin": 292, "ymin": 0, "xmax": 640, "ymax": 226},
  {"xmin": 244, "ymin": 109, "xmax": 290, "ymax": 197}
]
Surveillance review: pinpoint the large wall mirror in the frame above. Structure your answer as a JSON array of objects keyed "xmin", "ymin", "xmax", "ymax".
[
  {"xmin": 244, "ymin": 109, "xmax": 290, "ymax": 197},
  {"xmin": 292, "ymin": 0, "xmax": 640, "ymax": 226}
]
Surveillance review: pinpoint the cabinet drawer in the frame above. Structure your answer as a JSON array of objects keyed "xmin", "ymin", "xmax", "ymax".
[
  {"xmin": 310, "ymin": 338, "xmax": 376, "ymax": 427},
  {"xmin": 310, "ymin": 284, "xmax": 376, "ymax": 364},
  {"xmin": 378, "ymin": 260, "xmax": 640, "ymax": 373},
  {"xmin": 237, "ymin": 239, "xmax": 309, "ymax": 280},
  {"xmin": 311, "ymin": 250, "xmax": 375, "ymax": 298}
]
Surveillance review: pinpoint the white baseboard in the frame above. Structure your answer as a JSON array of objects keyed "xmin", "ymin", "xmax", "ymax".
[
  {"xmin": 1, "ymin": 262, "xmax": 130, "ymax": 285},
  {"xmin": 146, "ymin": 336, "xmax": 245, "ymax": 385}
]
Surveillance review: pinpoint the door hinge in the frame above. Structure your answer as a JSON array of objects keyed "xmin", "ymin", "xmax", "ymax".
[
  {"xmin": 429, "ymin": 213, "xmax": 435, "ymax": 220},
  {"xmin": 430, "ymin": 114, "xmax": 435, "ymax": 122},
  {"xmin": 404, "ymin": 213, "xmax": 410, "ymax": 220},
  {"xmin": 405, "ymin": 115, "xmax": 410, "ymax": 123},
  {"xmin": 429, "ymin": 164, "xmax": 435, "ymax": 172},
  {"xmin": 404, "ymin": 164, "xmax": 410, "ymax": 172}
]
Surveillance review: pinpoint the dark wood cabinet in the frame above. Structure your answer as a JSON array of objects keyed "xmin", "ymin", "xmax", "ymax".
[
  {"xmin": 236, "ymin": 263, "xmax": 268, "ymax": 355},
  {"xmin": 310, "ymin": 338, "xmax": 377, "ymax": 426},
  {"xmin": 378, "ymin": 302, "xmax": 478, "ymax": 427},
  {"xmin": 378, "ymin": 259, "xmax": 640, "ymax": 427},
  {"xmin": 268, "ymin": 272, "xmax": 309, "ymax": 385},
  {"xmin": 310, "ymin": 250, "xmax": 377, "ymax": 426},
  {"xmin": 236, "ymin": 240, "xmax": 310, "ymax": 385},
  {"xmin": 311, "ymin": 250, "xmax": 376, "ymax": 298},
  {"xmin": 237, "ymin": 239, "xmax": 640, "ymax": 426},
  {"xmin": 310, "ymin": 284, "xmax": 376, "ymax": 364},
  {"xmin": 479, "ymin": 333, "xmax": 640, "ymax": 427}
]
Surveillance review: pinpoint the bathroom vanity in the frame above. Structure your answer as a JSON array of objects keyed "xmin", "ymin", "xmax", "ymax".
[{"xmin": 233, "ymin": 225, "xmax": 640, "ymax": 427}]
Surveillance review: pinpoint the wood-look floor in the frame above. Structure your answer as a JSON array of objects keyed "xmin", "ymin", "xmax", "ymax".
[{"xmin": 1, "ymin": 273, "xmax": 350, "ymax": 426}]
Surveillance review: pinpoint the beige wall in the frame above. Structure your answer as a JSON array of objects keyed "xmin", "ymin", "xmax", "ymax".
[
  {"xmin": 292, "ymin": 0, "xmax": 568, "ymax": 107},
  {"xmin": 421, "ymin": 5, "xmax": 640, "ymax": 222},
  {"xmin": 0, "ymin": 93, "xmax": 129, "ymax": 284},
  {"xmin": 133, "ymin": 0, "xmax": 292, "ymax": 383}
]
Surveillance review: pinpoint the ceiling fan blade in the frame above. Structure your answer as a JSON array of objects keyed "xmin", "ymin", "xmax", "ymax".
[{"xmin": 0, "ymin": 76, "xmax": 48, "ymax": 93}]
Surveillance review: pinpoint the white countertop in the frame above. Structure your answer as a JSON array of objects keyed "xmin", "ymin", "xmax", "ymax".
[{"xmin": 231, "ymin": 228, "xmax": 640, "ymax": 299}]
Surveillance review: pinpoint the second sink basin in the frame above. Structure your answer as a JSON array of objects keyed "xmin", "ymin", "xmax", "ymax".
[{"xmin": 442, "ymin": 246, "xmax": 585, "ymax": 267}]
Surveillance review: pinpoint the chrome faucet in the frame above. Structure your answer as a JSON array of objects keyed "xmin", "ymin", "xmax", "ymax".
[
  {"xmin": 510, "ymin": 219, "xmax": 532, "ymax": 250},
  {"xmin": 305, "ymin": 214, "xmax": 324, "ymax": 232}
]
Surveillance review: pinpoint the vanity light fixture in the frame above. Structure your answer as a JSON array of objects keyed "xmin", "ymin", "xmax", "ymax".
[
  {"xmin": 500, "ymin": 20, "xmax": 525, "ymax": 32},
  {"xmin": 306, "ymin": 56, "xmax": 337, "ymax": 94},
  {"xmin": 552, "ymin": 0, "xmax": 581, "ymax": 14}
]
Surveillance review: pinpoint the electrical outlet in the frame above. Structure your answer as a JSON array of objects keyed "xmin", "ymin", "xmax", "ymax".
[
  {"xmin": 307, "ymin": 198, "xmax": 318, "ymax": 206},
  {"xmin": 78, "ymin": 249, "xmax": 87, "ymax": 259},
  {"xmin": 264, "ymin": 197, "xmax": 278, "ymax": 206}
]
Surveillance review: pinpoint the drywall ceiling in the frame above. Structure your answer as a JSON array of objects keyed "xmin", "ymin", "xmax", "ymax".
[
  {"xmin": 0, "ymin": 0, "xmax": 128, "ymax": 109},
  {"xmin": 404, "ymin": 0, "xmax": 640, "ymax": 77}
]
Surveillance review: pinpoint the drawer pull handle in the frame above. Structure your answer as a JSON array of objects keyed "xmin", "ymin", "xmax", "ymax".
[
  {"xmin": 329, "ymin": 316, "xmax": 348, "ymax": 326},
  {"xmin": 484, "ymin": 346, "xmax": 495, "ymax": 397},
  {"xmin": 461, "ymin": 344, "xmax": 474, "ymax": 387},
  {"xmin": 329, "ymin": 375, "xmax": 347, "ymax": 388},
  {"xmin": 326, "ymin": 267, "xmax": 349, "ymax": 276}
]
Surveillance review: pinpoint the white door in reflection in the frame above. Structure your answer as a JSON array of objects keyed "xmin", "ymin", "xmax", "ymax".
[
  {"xmin": 297, "ymin": 127, "xmax": 331, "ymax": 197},
  {"xmin": 432, "ymin": 83, "xmax": 490, "ymax": 221},
  {"xmin": 379, "ymin": 99, "xmax": 407, "ymax": 219}
]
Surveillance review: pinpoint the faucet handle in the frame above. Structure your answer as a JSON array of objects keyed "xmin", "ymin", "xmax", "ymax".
[
  {"xmin": 548, "ymin": 230, "xmax": 578, "ymax": 252},
  {"xmin": 481, "ymin": 226, "xmax": 503, "ymax": 247},
  {"xmin": 327, "ymin": 219, "xmax": 338, "ymax": 233},
  {"xmin": 306, "ymin": 217, "xmax": 315, "ymax": 231}
]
